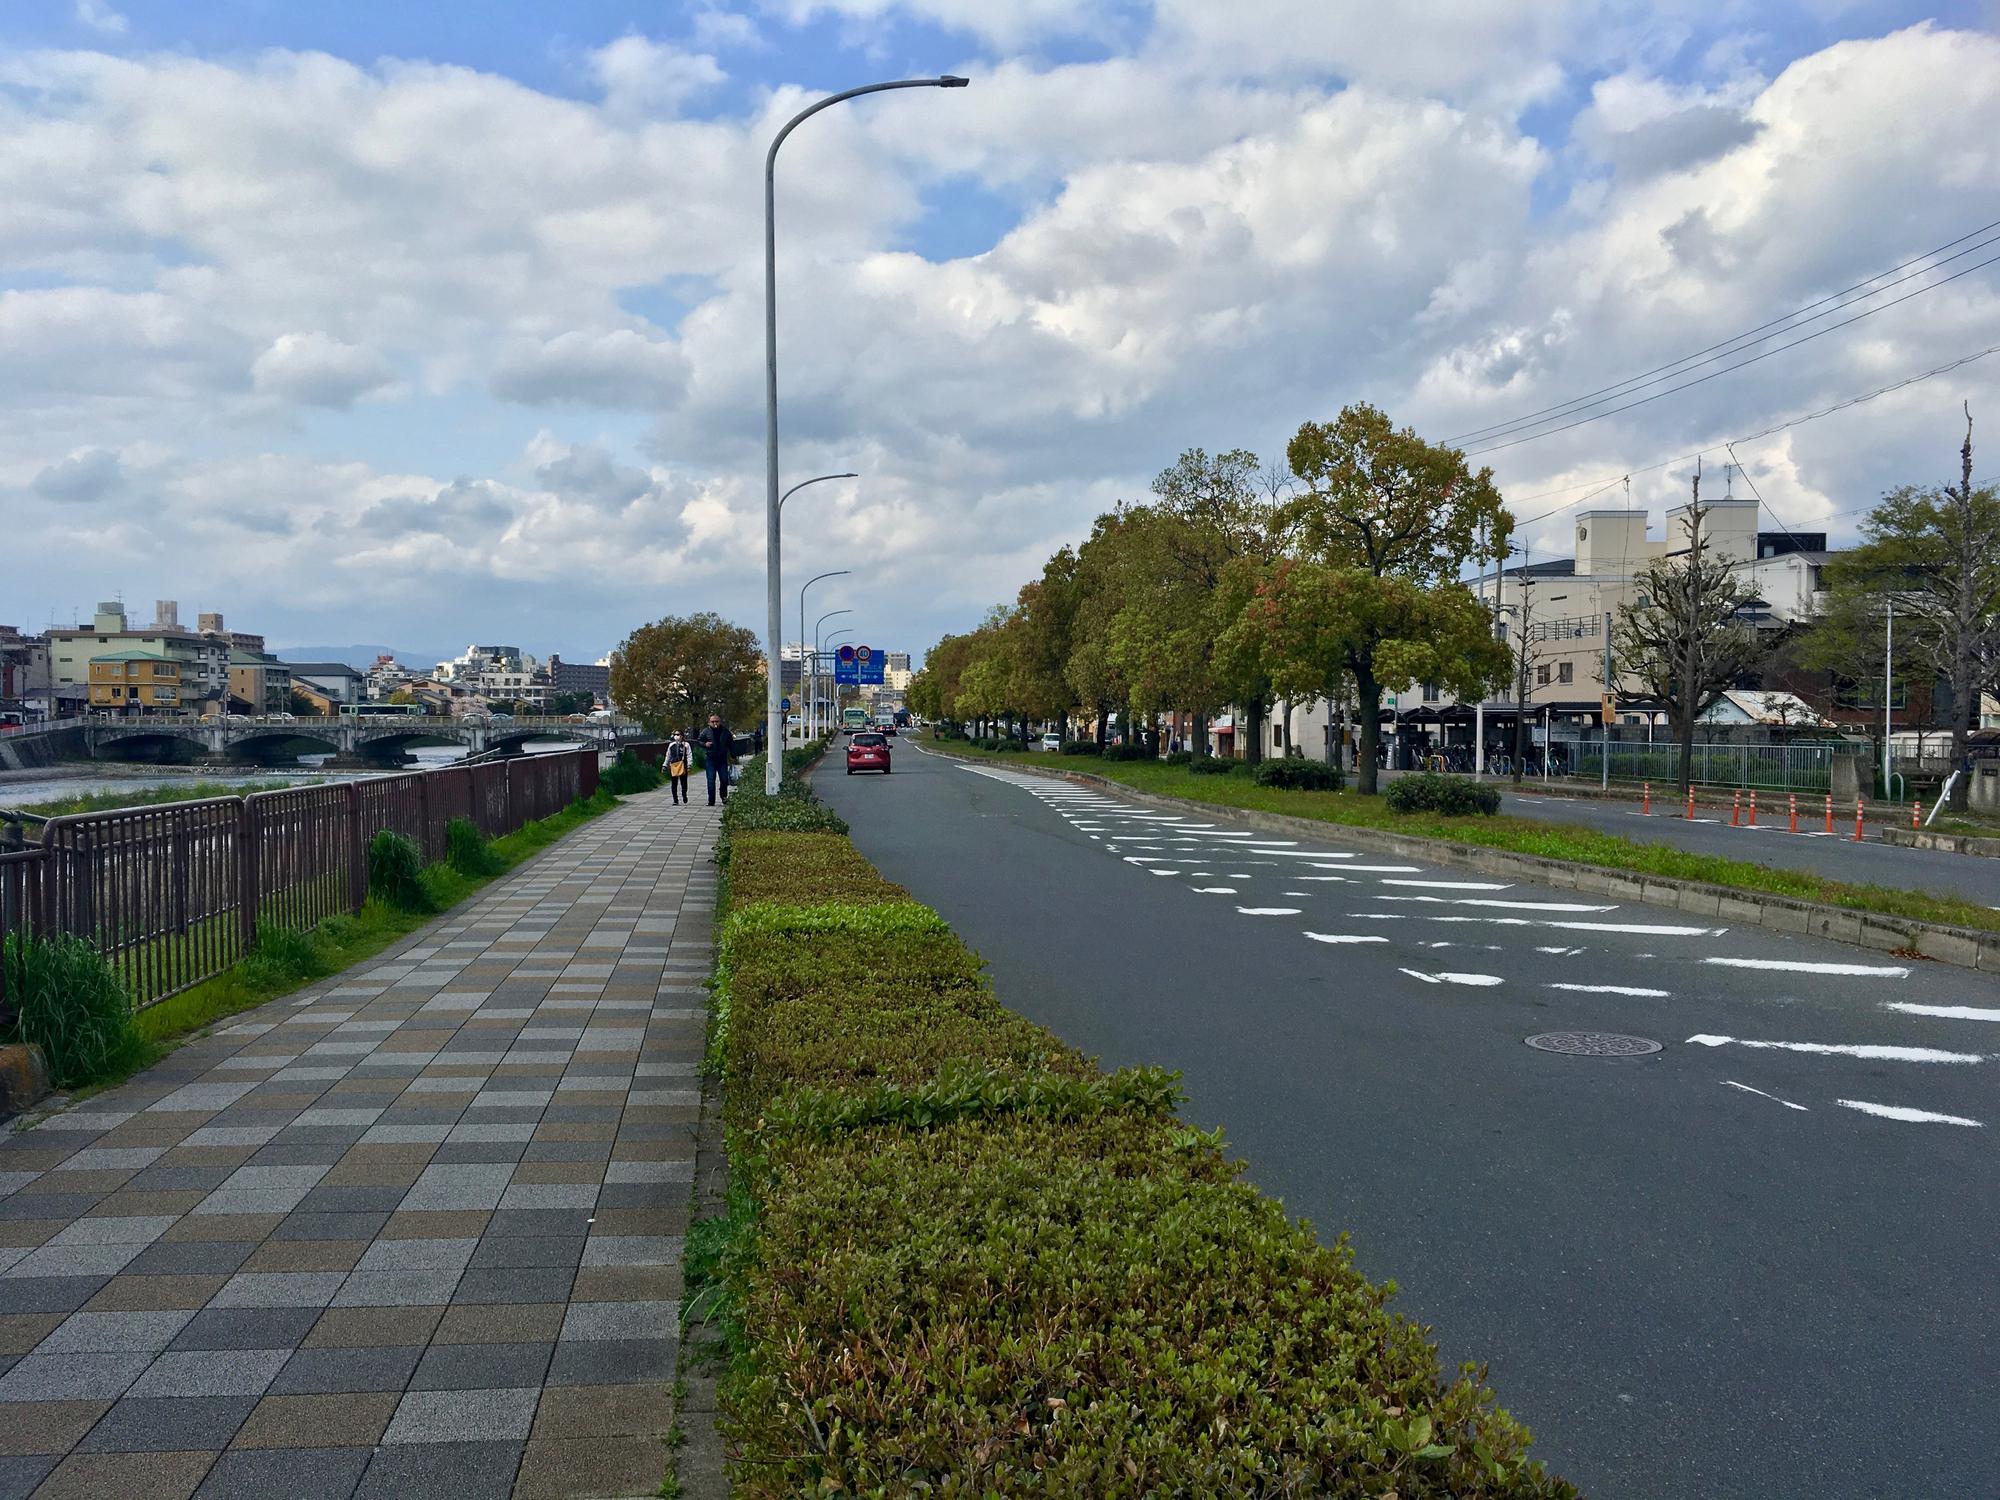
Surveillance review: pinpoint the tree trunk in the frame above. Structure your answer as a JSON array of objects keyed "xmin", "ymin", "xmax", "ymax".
[
  {"xmin": 1095, "ymin": 705, "xmax": 1108, "ymax": 749},
  {"xmin": 1244, "ymin": 696, "xmax": 1265, "ymax": 766},
  {"xmin": 1192, "ymin": 714, "xmax": 1209, "ymax": 758},
  {"xmin": 1512, "ymin": 662, "xmax": 1529, "ymax": 787},
  {"xmin": 1355, "ymin": 673, "xmax": 1382, "ymax": 796}
]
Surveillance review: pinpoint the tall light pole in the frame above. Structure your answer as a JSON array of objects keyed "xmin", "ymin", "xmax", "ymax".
[
  {"xmin": 814, "ymin": 608, "xmax": 853, "ymax": 737},
  {"xmin": 800, "ymin": 576, "xmax": 850, "ymax": 741},
  {"xmin": 764, "ymin": 75, "xmax": 969, "ymax": 794}
]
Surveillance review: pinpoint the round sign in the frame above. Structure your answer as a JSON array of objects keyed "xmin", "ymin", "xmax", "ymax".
[
  {"xmin": 780, "ymin": 697, "xmax": 791, "ymax": 711},
  {"xmin": 856, "ymin": 645, "xmax": 872, "ymax": 662},
  {"xmin": 837, "ymin": 645, "xmax": 857, "ymax": 663}
]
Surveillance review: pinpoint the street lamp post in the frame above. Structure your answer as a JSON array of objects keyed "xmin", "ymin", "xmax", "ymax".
[
  {"xmin": 764, "ymin": 75, "xmax": 969, "ymax": 794},
  {"xmin": 800, "ymin": 570, "xmax": 849, "ymax": 745},
  {"xmin": 813, "ymin": 609, "xmax": 854, "ymax": 737}
]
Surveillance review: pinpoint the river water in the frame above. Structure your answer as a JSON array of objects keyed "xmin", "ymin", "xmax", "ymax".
[{"xmin": 0, "ymin": 741, "xmax": 581, "ymax": 812}]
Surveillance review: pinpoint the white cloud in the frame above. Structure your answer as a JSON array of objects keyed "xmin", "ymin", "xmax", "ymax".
[
  {"xmin": 73, "ymin": 1, "xmax": 127, "ymax": 37},
  {"xmin": 32, "ymin": 445, "xmax": 123, "ymax": 502},
  {"xmin": 590, "ymin": 35, "xmax": 725, "ymax": 118},
  {"xmin": 491, "ymin": 329, "xmax": 690, "ymax": 408},
  {"xmin": 251, "ymin": 332, "xmax": 398, "ymax": 408}
]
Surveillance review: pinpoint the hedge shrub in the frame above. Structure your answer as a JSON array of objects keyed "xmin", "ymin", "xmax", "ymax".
[
  {"xmin": 1386, "ymin": 771, "xmax": 1502, "ymax": 817},
  {"xmin": 1253, "ymin": 758, "xmax": 1345, "ymax": 792},
  {"xmin": 1163, "ymin": 750, "xmax": 1194, "ymax": 766},
  {"xmin": 1188, "ymin": 755, "xmax": 1238, "ymax": 775},
  {"xmin": 703, "ymin": 821, "xmax": 1576, "ymax": 1499},
  {"xmin": 1, "ymin": 932, "xmax": 144, "ymax": 1091},
  {"xmin": 1058, "ymin": 740, "xmax": 1103, "ymax": 756}
]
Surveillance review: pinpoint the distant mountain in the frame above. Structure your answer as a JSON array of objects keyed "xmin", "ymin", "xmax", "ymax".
[{"xmin": 274, "ymin": 644, "xmax": 454, "ymax": 671}]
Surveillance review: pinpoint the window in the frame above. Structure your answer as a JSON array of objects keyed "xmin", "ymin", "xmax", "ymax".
[
  {"xmin": 1536, "ymin": 664, "xmax": 1551, "ymax": 687},
  {"xmin": 1558, "ymin": 662, "xmax": 1574, "ymax": 684},
  {"xmin": 1272, "ymin": 724, "xmax": 1285, "ymax": 749},
  {"xmin": 1422, "ymin": 682, "xmax": 1440, "ymax": 702}
]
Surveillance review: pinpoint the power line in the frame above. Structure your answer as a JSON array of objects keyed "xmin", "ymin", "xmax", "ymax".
[
  {"xmin": 1499, "ymin": 335, "xmax": 2000, "ymax": 528},
  {"xmin": 1447, "ymin": 218, "xmax": 2000, "ymax": 447},
  {"xmin": 1464, "ymin": 249, "xmax": 2000, "ymax": 458}
]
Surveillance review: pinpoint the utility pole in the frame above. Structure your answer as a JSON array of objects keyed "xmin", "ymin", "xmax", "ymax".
[
  {"xmin": 1884, "ymin": 597, "xmax": 1893, "ymax": 800},
  {"xmin": 1602, "ymin": 609, "xmax": 1613, "ymax": 790},
  {"xmin": 1678, "ymin": 462, "xmax": 1703, "ymax": 797}
]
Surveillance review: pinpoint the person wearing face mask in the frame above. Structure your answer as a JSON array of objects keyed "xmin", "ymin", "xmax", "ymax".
[{"xmin": 664, "ymin": 730, "xmax": 691, "ymax": 804}]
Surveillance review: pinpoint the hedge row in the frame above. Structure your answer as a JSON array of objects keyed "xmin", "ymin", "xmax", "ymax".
[{"xmin": 704, "ymin": 799, "xmax": 1578, "ymax": 1497}]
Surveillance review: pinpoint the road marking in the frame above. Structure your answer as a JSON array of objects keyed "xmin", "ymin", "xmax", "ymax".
[
  {"xmin": 1457, "ymin": 899, "xmax": 1618, "ymax": 913},
  {"xmin": 1226, "ymin": 872, "xmax": 1253, "ymax": 878},
  {"xmin": 1399, "ymin": 969, "xmax": 1504, "ymax": 987},
  {"xmin": 1304, "ymin": 932, "xmax": 1387, "ymax": 944},
  {"xmin": 1237, "ymin": 907, "xmax": 1302, "ymax": 916},
  {"xmin": 1379, "ymin": 878, "xmax": 1512, "ymax": 890},
  {"xmin": 1835, "ymin": 1099, "xmax": 1984, "ymax": 1126},
  {"xmin": 1191, "ymin": 886, "xmax": 1238, "ymax": 894},
  {"xmin": 1704, "ymin": 957, "xmax": 1909, "ymax": 978},
  {"xmin": 1319, "ymin": 864, "xmax": 1421, "ymax": 873},
  {"xmin": 1884, "ymin": 1003, "xmax": 2000, "ymax": 1022},
  {"xmin": 1721, "ymin": 1081, "xmax": 1809, "ymax": 1111},
  {"xmin": 1121, "ymin": 856, "xmax": 1160, "ymax": 864},
  {"xmin": 1548, "ymin": 982, "xmax": 1669, "ymax": 997},
  {"xmin": 1685, "ymin": 1035, "xmax": 1985, "ymax": 1063},
  {"xmin": 1536, "ymin": 945, "xmax": 1585, "ymax": 955},
  {"xmin": 1151, "ymin": 869, "xmax": 1181, "ymax": 875},
  {"xmin": 1295, "ymin": 875, "xmax": 1349, "ymax": 881}
]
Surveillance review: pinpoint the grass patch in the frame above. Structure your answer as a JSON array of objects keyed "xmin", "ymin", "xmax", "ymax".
[
  {"xmin": 2, "ymin": 933, "xmax": 146, "ymax": 1091},
  {"xmin": 9, "ymin": 778, "xmax": 319, "ymax": 821},
  {"xmin": 132, "ymin": 787, "xmax": 619, "ymax": 1055},
  {"xmin": 701, "ymin": 774, "xmax": 1575, "ymax": 1497},
  {"xmin": 940, "ymin": 742, "xmax": 2000, "ymax": 935}
]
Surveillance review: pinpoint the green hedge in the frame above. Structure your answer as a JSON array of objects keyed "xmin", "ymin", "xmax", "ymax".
[
  {"xmin": 1254, "ymin": 758, "xmax": 1344, "ymax": 792},
  {"xmin": 1058, "ymin": 740, "xmax": 1103, "ymax": 756},
  {"xmin": 1386, "ymin": 771, "xmax": 1502, "ymax": 817},
  {"xmin": 1188, "ymin": 754, "xmax": 1238, "ymax": 775},
  {"xmin": 702, "ymin": 816, "xmax": 1577, "ymax": 1498}
]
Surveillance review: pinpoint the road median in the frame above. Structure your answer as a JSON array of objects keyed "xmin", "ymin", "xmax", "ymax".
[
  {"xmin": 931, "ymin": 743, "xmax": 2000, "ymax": 972},
  {"xmin": 692, "ymin": 760, "xmax": 1578, "ymax": 1497}
]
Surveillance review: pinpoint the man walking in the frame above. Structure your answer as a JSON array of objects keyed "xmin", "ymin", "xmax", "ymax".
[
  {"xmin": 697, "ymin": 712, "xmax": 733, "ymax": 807},
  {"xmin": 665, "ymin": 730, "xmax": 691, "ymax": 804}
]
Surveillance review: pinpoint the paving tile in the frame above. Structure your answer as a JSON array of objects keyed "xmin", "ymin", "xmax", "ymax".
[
  {"xmin": 466, "ymin": 1236, "xmax": 582, "ymax": 1271},
  {"xmin": 382, "ymin": 1385, "xmax": 539, "ymax": 1444},
  {"xmin": 77, "ymin": 1395, "xmax": 256, "ymax": 1452},
  {"xmin": 189, "ymin": 1446, "xmax": 372, "ymax": 1500},
  {"xmin": 0, "ymin": 1350, "xmax": 154, "ymax": 1401},
  {"xmin": 5, "ymin": 1242, "xmax": 146, "ymax": 1279},
  {"xmin": 0, "ymin": 1399, "xmax": 112, "ymax": 1454},
  {"xmin": 430, "ymin": 1304, "xmax": 565, "ymax": 1346},
  {"xmin": 512, "ymin": 1434, "xmax": 663, "ymax": 1500},
  {"xmin": 128, "ymin": 1348, "xmax": 293, "ymax": 1399},
  {"xmin": 240, "ymin": 1239, "xmax": 364, "ymax": 1274},
  {"xmin": 396, "ymin": 1165, "xmax": 514, "ymax": 1213},
  {"xmin": 124, "ymin": 1241, "xmax": 255, "ymax": 1277},
  {"xmin": 545, "ymin": 1338, "xmax": 676, "ymax": 1387},
  {"xmin": 229, "ymin": 1392, "xmax": 398, "ymax": 1449},
  {"xmin": 349, "ymin": 1440, "xmax": 521, "ymax": 1500},
  {"xmin": 303, "ymin": 1305, "xmax": 444, "ymax": 1349},
  {"xmin": 83, "ymin": 1273, "xmax": 228, "ymax": 1311},
  {"xmin": 0, "ymin": 1454, "xmax": 57, "ymax": 1498},
  {"xmin": 557, "ymin": 1300, "xmax": 676, "ymax": 1344},
  {"xmin": 26, "ymin": 1450, "xmax": 216, "ymax": 1500},
  {"xmin": 450, "ymin": 1267, "xmax": 573, "ymax": 1305},
  {"xmin": 209, "ymin": 1272, "xmax": 345, "ymax": 1309},
  {"xmin": 527, "ymin": 1381, "xmax": 671, "ymax": 1440},
  {"xmin": 408, "ymin": 1341, "xmax": 551, "ymax": 1392},
  {"xmin": 351, "ymin": 1237, "xmax": 476, "ymax": 1272},
  {"xmin": 35, "ymin": 1308, "xmax": 197, "ymax": 1354},
  {"xmin": 171, "ymin": 1307, "xmax": 323, "ymax": 1351},
  {"xmin": 267, "ymin": 1345, "xmax": 422, "ymax": 1395}
]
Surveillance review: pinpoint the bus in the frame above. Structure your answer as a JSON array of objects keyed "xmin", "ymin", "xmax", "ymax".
[
  {"xmin": 340, "ymin": 702, "xmax": 426, "ymax": 717},
  {"xmin": 842, "ymin": 707, "xmax": 868, "ymax": 734}
]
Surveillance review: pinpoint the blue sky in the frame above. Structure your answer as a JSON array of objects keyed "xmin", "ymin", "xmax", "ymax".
[{"xmin": 3, "ymin": 1, "xmax": 1997, "ymax": 664}]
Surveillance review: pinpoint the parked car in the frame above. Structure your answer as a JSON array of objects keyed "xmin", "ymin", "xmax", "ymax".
[
  {"xmin": 1039, "ymin": 733, "xmax": 1062, "ymax": 751},
  {"xmin": 846, "ymin": 731, "xmax": 892, "ymax": 775}
]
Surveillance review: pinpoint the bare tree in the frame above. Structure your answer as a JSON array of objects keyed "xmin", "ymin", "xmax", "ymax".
[{"xmin": 1612, "ymin": 470, "xmax": 1764, "ymax": 794}]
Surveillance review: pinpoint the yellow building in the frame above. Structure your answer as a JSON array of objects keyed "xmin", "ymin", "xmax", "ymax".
[{"xmin": 88, "ymin": 651, "xmax": 184, "ymax": 712}]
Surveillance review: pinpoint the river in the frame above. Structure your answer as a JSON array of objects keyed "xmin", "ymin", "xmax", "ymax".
[{"xmin": 0, "ymin": 741, "xmax": 582, "ymax": 811}]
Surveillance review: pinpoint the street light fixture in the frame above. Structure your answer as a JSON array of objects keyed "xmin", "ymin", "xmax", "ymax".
[
  {"xmin": 813, "ymin": 609, "xmax": 855, "ymax": 736},
  {"xmin": 763, "ymin": 76, "xmax": 970, "ymax": 794},
  {"xmin": 799, "ymin": 579, "xmax": 849, "ymax": 739},
  {"xmin": 781, "ymin": 472, "xmax": 857, "ymax": 516}
]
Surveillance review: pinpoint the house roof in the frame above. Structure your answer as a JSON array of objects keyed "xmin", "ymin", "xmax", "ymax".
[
  {"xmin": 1700, "ymin": 690, "xmax": 1833, "ymax": 727},
  {"xmin": 284, "ymin": 661, "xmax": 364, "ymax": 678},
  {"xmin": 91, "ymin": 650, "xmax": 180, "ymax": 665}
]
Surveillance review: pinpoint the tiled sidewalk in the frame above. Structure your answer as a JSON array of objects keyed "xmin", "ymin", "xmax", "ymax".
[{"xmin": 0, "ymin": 789, "xmax": 715, "ymax": 1499}]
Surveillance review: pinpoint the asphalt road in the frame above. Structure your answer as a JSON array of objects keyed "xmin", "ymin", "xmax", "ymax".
[
  {"xmin": 819, "ymin": 742, "xmax": 1999, "ymax": 1500},
  {"xmin": 1486, "ymin": 780, "xmax": 2000, "ymax": 908}
]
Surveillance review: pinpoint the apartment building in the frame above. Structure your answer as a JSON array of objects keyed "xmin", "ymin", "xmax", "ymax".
[{"xmin": 88, "ymin": 651, "xmax": 184, "ymax": 712}]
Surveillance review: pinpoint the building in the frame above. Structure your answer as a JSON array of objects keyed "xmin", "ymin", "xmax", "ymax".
[
  {"xmin": 227, "ymin": 651, "xmax": 292, "ymax": 715},
  {"xmin": 88, "ymin": 651, "xmax": 184, "ymax": 712},
  {"xmin": 47, "ymin": 601, "xmax": 272, "ymax": 713},
  {"xmin": 546, "ymin": 654, "xmax": 611, "ymax": 706},
  {"xmin": 286, "ymin": 662, "xmax": 365, "ymax": 707},
  {"xmin": 1, "ymin": 627, "xmax": 50, "ymax": 715},
  {"xmin": 884, "ymin": 651, "xmax": 913, "ymax": 692}
]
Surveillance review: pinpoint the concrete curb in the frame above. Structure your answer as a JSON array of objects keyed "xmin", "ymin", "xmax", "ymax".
[
  {"xmin": 934, "ymin": 746, "xmax": 2000, "ymax": 975},
  {"xmin": 1882, "ymin": 826, "xmax": 2000, "ymax": 860}
]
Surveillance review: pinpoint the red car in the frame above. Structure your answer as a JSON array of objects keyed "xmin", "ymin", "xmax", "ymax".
[{"xmin": 846, "ymin": 731, "xmax": 892, "ymax": 775}]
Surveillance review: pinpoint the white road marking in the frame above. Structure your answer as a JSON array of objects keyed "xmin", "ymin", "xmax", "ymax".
[
  {"xmin": 1226, "ymin": 872, "xmax": 1253, "ymax": 878},
  {"xmin": 1319, "ymin": 864, "xmax": 1422, "ymax": 873},
  {"xmin": 1304, "ymin": 932, "xmax": 1388, "ymax": 944},
  {"xmin": 1295, "ymin": 875, "xmax": 1349, "ymax": 882},
  {"xmin": 1685, "ymin": 1035, "xmax": 1985, "ymax": 1063},
  {"xmin": 1548, "ymin": 983, "xmax": 1669, "ymax": 997},
  {"xmin": 1536, "ymin": 945, "xmax": 1584, "ymax": 955},
  {"xmin": 1835, "ymin": 1099, "xmax": 1984, "ymax": 1127},
  {"xmin": 1399, "ymin": 969, "xmax": 1504, "ymax": 987},
  {"xmin": 1191, "ymin": 887, "xmax": 1238, "ymax": 894},
  {"xmin": 1379, "ymin": 878, "xmax": 1512, "ymax": 889},
  {"xmin": 1722, "ymin": 1081, "xmax": 1809, "ymax": 1111},
  {"xmin": 1704, "ymin": 957, "xmax": 1909, "ymax": 978},
  {"xmin": 1457, "ymin": 899, "xmax": 1618, "ymax": 913},
  {"xmin": 1884, "ymin": 1003, "xmax": 2000, "ymax": 1022},
  {"xmin": 1151, "ymin": 869, "xmax": 1181, "ymax": 876},
  {"xmin": 1121, "ymin": 856, "xmax": 1160, "ymax": 864},
  {"xmin": 1237, "ymin": 907, "xmax": 1302, "ymax": 916}
]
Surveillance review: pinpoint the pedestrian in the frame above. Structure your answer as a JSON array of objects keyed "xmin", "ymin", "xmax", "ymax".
[
  {"xmin": 698, "ymin": 712, "xmax": 734, "ymax": 806},
  {"xmin": 665, "ymin": 730, "xmax": 691, "ymax": 804}
]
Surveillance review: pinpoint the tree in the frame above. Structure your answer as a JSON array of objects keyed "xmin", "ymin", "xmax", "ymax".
[
  {"xmin": 546, "ymin": 689, "xmax": 596, "ymax": 716},
  {"xmin": 1815, "ymin": 407, "xmax": 2000, "ymax": 810},
  {"xmin": 608, "ymin": 612, "xmax": 763, "ymax": 737},
  {"xmin": 1499, "ymin": 560, "xmax": 1544, "ymax": 785},
  {"xmin": 1282, "ymin": 403, "xmax": 1512, "ymax": 794},
  {"xmin": 1610, "ymin": 476, "xmax": 1762, "ymax": 795},
  {"xmin": 1064, "ymin": 511, "xmax": 1138, "ymax": 747}
]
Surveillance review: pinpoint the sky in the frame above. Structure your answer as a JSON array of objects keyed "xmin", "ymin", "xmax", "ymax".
[{"xmin": 2, "ymin": 0, "xmax": 1998, "ymax": 666}]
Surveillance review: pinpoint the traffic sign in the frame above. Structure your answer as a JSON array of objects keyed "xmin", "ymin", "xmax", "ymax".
[{"xmin": 781, "ymin": 697, "xmax": 791, "ymax": 712}]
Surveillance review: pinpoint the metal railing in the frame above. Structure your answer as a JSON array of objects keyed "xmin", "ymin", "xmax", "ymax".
[
  {"xmin": 1555, "ymin": 737, "xmax": 1869, "ymax": 792},
  {"xmin": 9, "ymin": 747, "xmax": 599, "ymax": 1009}
]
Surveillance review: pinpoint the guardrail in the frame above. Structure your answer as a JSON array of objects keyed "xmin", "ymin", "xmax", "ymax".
[{"xmin": 1, "ymin": 747, "xmax": 599, "ymax": 1010}]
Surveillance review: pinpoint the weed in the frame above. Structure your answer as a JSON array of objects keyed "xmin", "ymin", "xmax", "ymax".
[{"xmin": 2, "ymin": 932, "xmax": 146, "ymax": 1091}]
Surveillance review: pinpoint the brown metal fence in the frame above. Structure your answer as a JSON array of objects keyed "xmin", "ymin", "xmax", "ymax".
[
  {"xmin": 13, "ymin": 748, "xmax": 601, "ymax": 1010},
  {"xmin": 1, "ymin": 847, "xmax": 51, "ymax": 1026}
]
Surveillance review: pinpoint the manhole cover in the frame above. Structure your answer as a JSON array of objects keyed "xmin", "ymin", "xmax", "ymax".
[{"xmin": 1524, "ymin": 1031, "xmax": 1663, "ymax": 1057}]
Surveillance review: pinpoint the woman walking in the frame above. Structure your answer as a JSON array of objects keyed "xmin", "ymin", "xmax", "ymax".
[{"xmin": 665, "ymin": 730, "xmax": 691, "ymax": 804}]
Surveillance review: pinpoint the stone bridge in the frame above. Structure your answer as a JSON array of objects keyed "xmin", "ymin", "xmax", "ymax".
[{"xmin": 0, "ymin": 713, "xmax": 648, "ymax": 770}]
